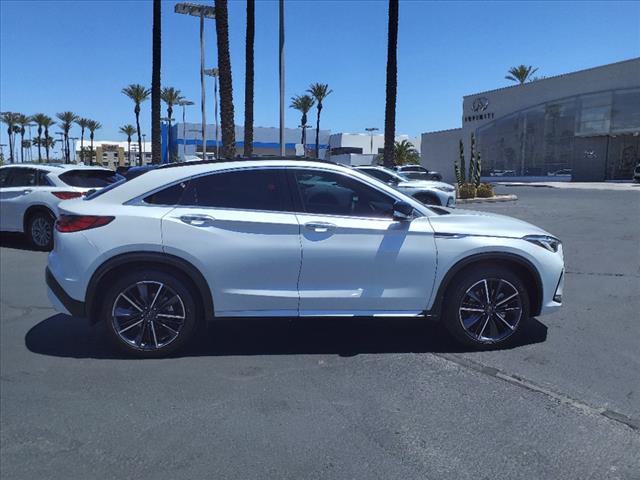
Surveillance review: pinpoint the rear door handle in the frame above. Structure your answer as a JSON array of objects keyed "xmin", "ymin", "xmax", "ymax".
[
  {"xmin": 304, "ymin": 222, "xmax": 336, "ymax": 233},
  {"xmin": 179, "ymin": 214, "xmax": 215, "ymax": 227}
]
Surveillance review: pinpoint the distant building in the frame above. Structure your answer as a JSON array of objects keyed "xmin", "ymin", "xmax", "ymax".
[
  {"xmin": 326, "ymin": 132, "xmax": 420, "ymax": 166},
  {"xmin": 76, "ymin": 141, "xmax": 152, "ymax": 169},
  {"xmin": 421, "ymin": 58, "xmax": 640, "ymax": 182},
  {"xmin": 171, "ymin": 123, "xmax": 330, "ymax": 160}
]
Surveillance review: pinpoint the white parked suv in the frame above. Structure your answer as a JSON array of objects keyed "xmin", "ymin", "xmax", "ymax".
[
  {"xmin": 0, "ymin": 164, "xmax": 122, "ymax": 249},
  {"xmin": 46, "ymin": 159, "xmax": 564, "ymax": 357},
  {"xmin": 357, "ymin": 166, "xmax": 456, "ymax": 207}
]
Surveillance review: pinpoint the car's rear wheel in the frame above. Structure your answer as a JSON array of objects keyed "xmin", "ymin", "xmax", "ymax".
[
  {"xmin": 27, "ymin": 210, "xmax": 54, "ymax": 251},
  {"xmin": 102, "ymin": 269, "xmax": 198, "ymax": 358},
  {"xmin": 443, "ymin": 265, "xmax": 530, "ymax": 348}
]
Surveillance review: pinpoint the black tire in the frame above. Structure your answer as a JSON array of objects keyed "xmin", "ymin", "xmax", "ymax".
[
  {"xmin": 414, "ymin": 192, "xmax": 442, "ymax": 206},
  {"xmin": 101, "ymin": 269, "xmax": 199, "ymax": 358},
  {"xmin": 442, "ymin": 265, "xmax": 530, "ymax": 348},
  {"xmin": 27, "ymin": 210, "xmax": 54, "ymax": 251}
]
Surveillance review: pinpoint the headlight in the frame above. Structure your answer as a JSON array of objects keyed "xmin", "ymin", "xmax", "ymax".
[{"xmin": 523, "ymin": 235, "xmax": 561, "ymax": 252}]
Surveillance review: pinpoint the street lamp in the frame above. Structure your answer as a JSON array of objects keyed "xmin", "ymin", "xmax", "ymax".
[
  {"xmin": 56, "ymin": 132, "xmax": 65, "ymax": 162},
  {"xmin": 365, "ymin": 127, "xmax": 379, "ymax": 155},
  {"xmin": 279, "ymin": 0, "xmax": 285, "ymax": 156},
  {"xmin": 175, "ymin": 2, "xmax": 216, "ymax": 162},
  {"xmin": 70, "ymin": 137, "xmax": 79, "ymax": 163},
  {"xmin": 204, "ymin": 68, "xmax": 219, "ymax": 159},
  {"xmin": 178, "ymin": 100, "xmax": 194, "ymax": 160}
]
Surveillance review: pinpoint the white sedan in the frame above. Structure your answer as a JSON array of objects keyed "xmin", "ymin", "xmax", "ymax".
[
  {"xmin": 46, "ymin": 159, "xmax": 564, "ymax": 357},
  {"xmin": 0, "ymin": 164, "xmax": 123, "ymax": 249}
]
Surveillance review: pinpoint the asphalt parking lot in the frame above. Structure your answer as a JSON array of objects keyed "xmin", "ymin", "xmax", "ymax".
[{"xmin": 1, "ymin": 186, "xmax": 639, "ymax": 479}]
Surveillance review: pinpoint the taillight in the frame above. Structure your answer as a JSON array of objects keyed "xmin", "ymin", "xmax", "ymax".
[
  {"xmin": 52, "ymin": 191, "xmax": 84, "ymax": 200},
  {"xmin": 55, "ymin": 215, "xmax": 115, "ymax": 233}
]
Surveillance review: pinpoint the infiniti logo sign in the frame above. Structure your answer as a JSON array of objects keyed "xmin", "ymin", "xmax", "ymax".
[{"xmin": 472, "ymin": 97, "xmax": 490, "ymax": 112}]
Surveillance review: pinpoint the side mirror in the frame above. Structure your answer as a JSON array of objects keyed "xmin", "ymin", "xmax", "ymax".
[{"xmin": 393, "ymin": 200, "xmax": 413, "ymax": 221}]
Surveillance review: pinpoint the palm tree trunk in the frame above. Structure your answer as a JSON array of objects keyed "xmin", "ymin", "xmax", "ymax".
[
  {"xmin": 315, "ymin": 104, "xmax": 322, "ymax": 158},
  {"xmin": 90, "ymin": 134, "xmax": 94, "ymax": 165},
  {"xmin": 243, "ymin": 0, "xmax": 255, "ymax": 157},
  {"xmin": 215, "ymin": 0, "xmax": 236, "ymax": 159},
  {"xmin": 127, "ymin": 137, "xmax": 131, "ymax": 164},
  {"xmin": 151, "ymin": 0, "xmax": 162, "ymax": 164},
  {"xmin": 65, "ymin": 133, "xmax": 70, "ymax": 163},
  {"xmin": 20, "ymin": 130, "xmax": 25, "ymax": 162},
  {"xmin": 167, "ymin": 108, "xmax": 173, "ymax": 162},
  {"xmin": 383, "ymin": 0, "xmax": 398, "ymax": 168},
  {"xmin": 7, "ymin": 127, "xmax": 14, "ymax": 163},
  {"xmin": 135, "ymin": 105, "xmax": 143, "ymax": 166},
  {"xmin": 37, "ymin": 126, "xmax": 42, "ymax": 162},
  {"xmin": 80, "ymin": 128, "xmax": 85, "ymax": 164},
  {"xmin": 44, "ymin": 127, "xmax": 50, "ymax": 162}
]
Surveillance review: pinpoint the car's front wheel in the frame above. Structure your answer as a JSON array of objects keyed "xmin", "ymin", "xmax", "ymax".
[
  {"xmin": 27, "ymin": 210, "xmax": 54, "ymax": 251},
  {"xmin": 443, "ymin": 265, "xmax": 530, "ymax": 348},
  {"xmin": 101, "ymin": 269, "xmax": 198, "ymax": 358}
]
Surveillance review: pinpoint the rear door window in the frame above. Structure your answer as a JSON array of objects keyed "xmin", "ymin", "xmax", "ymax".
[
  {"xmin": 59, "ymin": 169, "xmax": 123, "ymax": 188},
  {"xmin": 7, "ymin": 168, "xmax": 37, "ymax": 187}
]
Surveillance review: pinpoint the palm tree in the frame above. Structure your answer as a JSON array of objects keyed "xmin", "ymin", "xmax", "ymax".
[
  {"xmin": 244, "ymin": 0, "xmax": 255, "ymax": 157},
  {"xmin": 215, "ymin": 0, "xmax": 236, "ymax": 158},
  {"xmin": 43, "ymin": 136, "xmax": 55, "ymax": 161},
  {"xmin": 119, "ymin": 124, "xmax": 136, "ymax": 165},
  {"xmin": 1, "ymin": 112, "xmax": 19, "ymax": 163},
  {"xmin": 16, "ymin": 114, "xmax": 30, "ymax": 163},
  {"xmin": 86, "ymin": 120, "xmax": 102, "ymax": 165},
  {"xmin": 56, "ymin": 111, "xmax": 78, "ymax": 163},
  {"xmin": 393, "ymin": 139, "xmax": 420, "ymax": 165},
  {"xmin": 75, "ymin": 117, "xmax": 90, "ymax": 164},
  {"xmin": 307, "ymin": 83, "xmax": 332, "ymax": 158},
  {"xmin": 161, "ymin": 87, "xmax": 184, "ymax": 162},
  {"xmin": 151, "ymin": 0, "xmax": 162, "ymax": 164},
  {"xmin": 122, "ymin": 84, "xmax": 150, "ymax": 166},
  {"xmin": 41, "ymin": 116, "xmax": 55, "ymax": 162},
  {"xmin": 289, "ymin": 94, "xmax": 315, "ymax": 150},
  {"xmin": 383, "ymin": 0, "xmax": 399, "ymax": 168},
  {"xmin": 505, "ymin": 65, "xmax": 539, "ymax": 84},
  {"xmin": 31, "ymin": 113, "xmax": 50, "ymax": 163}
]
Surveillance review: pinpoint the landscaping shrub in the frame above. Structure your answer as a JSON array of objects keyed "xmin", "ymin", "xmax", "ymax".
[
  {"xmin": 476, "ymin": 183, "xmax": 495, "ymax": 198},
  {"xmin": 458, "ymin": 183, "xmax": 476, "ymax": 199}
]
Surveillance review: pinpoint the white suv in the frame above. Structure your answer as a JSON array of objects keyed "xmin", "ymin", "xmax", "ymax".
[
  {"xmin": 0, "ymin": 164, "xmax": 122, "ymax": 249},
  {"xmin": 46, "ymin": 159, "xmax": 564, "ymax": 357}
]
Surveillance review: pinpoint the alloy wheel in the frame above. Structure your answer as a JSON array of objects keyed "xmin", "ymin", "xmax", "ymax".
[
  {"xmin": 31, "ymin": 216, "xmax": 52, "ymax": 248},
  {"xmin": 458, "ymin": 278, "xmax": 522, "ymax": 343},
  {"xmin": 111, "ymin": 281, "xmax": 186, "ymax": 351}
]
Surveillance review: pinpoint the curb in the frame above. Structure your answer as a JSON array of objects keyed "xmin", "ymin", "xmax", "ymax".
[{"xmin": 456, "ymin": 194, "xmax": 518, "ymax": 204}]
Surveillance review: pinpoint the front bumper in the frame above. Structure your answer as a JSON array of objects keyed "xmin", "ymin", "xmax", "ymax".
[{"xmin": 45, "ymin": 267, "xmax": 86, "ymax": 317}]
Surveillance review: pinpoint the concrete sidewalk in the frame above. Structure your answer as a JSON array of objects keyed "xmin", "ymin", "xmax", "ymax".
[{"xmin": 496, "ymin": 181, "xmax": 640, "ymax": 191}]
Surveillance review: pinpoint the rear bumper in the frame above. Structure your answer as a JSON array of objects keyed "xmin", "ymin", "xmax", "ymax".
[{"xmin": 45, "ymin": 267, "xmax": 86, "ymax": 317}]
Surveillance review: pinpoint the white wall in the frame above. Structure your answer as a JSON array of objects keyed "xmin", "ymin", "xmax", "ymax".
[
  {"xmin": 420, "ymin": 128, "xmax": 462, "ymax": 183},
  {"xmin": 329, "ymin": 133, "xmax": 421, "ymax": 154}
]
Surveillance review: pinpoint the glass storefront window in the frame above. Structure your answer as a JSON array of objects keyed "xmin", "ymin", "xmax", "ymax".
[
  {"xmin": 577, "ymin": 92, "xmax": 612, "ymax": 135},
  {"xmin": 611, "ymin": 89, "xmax": 640, "ymax": 134}
]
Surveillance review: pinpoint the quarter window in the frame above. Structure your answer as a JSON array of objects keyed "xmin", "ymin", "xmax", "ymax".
[{"xmin": 292, "ymin": 170, "xmax": 395, "ymax": 218}]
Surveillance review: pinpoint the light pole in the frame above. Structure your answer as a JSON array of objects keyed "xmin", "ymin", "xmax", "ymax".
[
  {"xmin": 279, "ymin": 0, "xmax": 285, "ymax": 156},
  {"xmin": 204, "ymin": 68, "xmax": 219, "ymax": 159},
  {"xmin": 178, "ymin": 100, "xmax": 194, "ymax": 160},
  {"xmin": 298, "ymin": 124, "xmax": 313, "ymax": 157},
  {"xmin": 365, "ymin": 127, "xmax": 379, "ymax": 155},
  {"xmin": 142, "ymin": 134, "xmax": 147, "ymax": 164},
  {"xmin": 70, "ymin": 137, "xmax": 79, "ymax": 163},
  {"xmin": 175, "ymin": 3, "xmax": 216, "ymax": 162},
  {"xmin": 55, "ymin": 132, "xmax": 64, "ymax": 162}
]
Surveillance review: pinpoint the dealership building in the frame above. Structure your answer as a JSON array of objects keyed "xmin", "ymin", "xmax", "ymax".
[{"xmin": 421, "ymin": 58, "xmax": 640, "ymax": 182}]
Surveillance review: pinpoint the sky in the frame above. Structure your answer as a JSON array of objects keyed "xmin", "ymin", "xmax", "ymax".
[{"xmin": 1, "ymin": 0, "xmax": 639, "ymax": 149}]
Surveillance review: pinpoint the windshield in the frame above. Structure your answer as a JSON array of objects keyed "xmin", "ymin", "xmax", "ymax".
[
  {"xmin": 360, "ymin": 168, "xmax": 408, "ymax": 183},
  {"xmin": 59, "ymin": 169, "xmax": 124, "ymax": 188}
]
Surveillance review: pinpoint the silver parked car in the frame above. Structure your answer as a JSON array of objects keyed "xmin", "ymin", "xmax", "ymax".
[
  {"xmin": 356, "ymin": 166, "xmax": 456, "ymax": 207},
  {"xmin": 394, "ymin": 164, "xmax": 443, "ymax": 181}
]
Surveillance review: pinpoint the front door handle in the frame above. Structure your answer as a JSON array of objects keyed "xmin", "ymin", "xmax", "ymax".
[
  {"xmin": 179, "ymin": 214, "xmax": 215, "ymax": 227},
  {"xmin": 304, "ymin": 222, "xmax": 336, "ymax": 233},
  {"xmin": 22, "ymin": 189, "xmax": 32, "ymax": 195}
]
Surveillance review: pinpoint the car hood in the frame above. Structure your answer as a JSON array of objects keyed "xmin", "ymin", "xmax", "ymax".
[
  {"xmin": 427, "ymin": 208, "xmax": 552, "ymax": 239},
  {"xmin": 397, "ymin": 180, "xmax": 455, "ymax": 191}
]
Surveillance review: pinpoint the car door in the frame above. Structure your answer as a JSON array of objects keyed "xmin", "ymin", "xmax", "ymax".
[
  {"xmin": 0, "ymin": 167, "xmax": 37, "ymax": 232},
  {"xmin": 289, "ymin": 168, "xmax": 438, "ymax": 315},
  {"xmin": 159, "ymin": 167, "xmax": 302, "ymax": 316}
]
